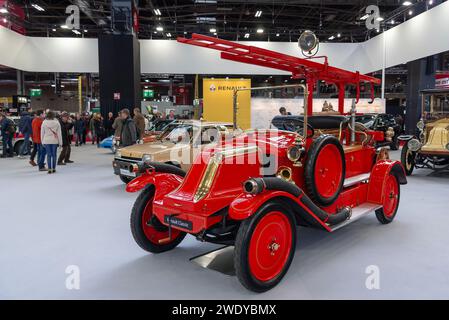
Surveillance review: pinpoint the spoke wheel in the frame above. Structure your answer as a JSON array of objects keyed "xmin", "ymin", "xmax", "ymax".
[
  {"xmin": 400, "ymin": 143, "xmax": 415, "ymax": 176},
  {"xmin": 375, "ymin": 173, "xmax": 400, "ymax": 224},
  {"xmin": 130, "ymin": 186, "xmax": 186, "ymax": 253},
  {"xmin": 234, "ymin": 200, "xmax": 296, "ymax": 292}
]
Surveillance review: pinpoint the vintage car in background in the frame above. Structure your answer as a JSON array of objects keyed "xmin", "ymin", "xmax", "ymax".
[
  {"xmin": 112, "ymin": 120, "xmax": 236, "ymax": 183},
  {"xmin": 100, "ymin": 119, "xmax": 176, "ymax": 153},
  {"xmin": 272, "ymin": 113, "xmax": 402, "ymax": 150},
  {"xmin": 0, "ymin": 116, "xmax": 32, "ymax": 155},
  {"xmin": 400, "ymin": 89, "xmax": 449, "ymax": 175}
]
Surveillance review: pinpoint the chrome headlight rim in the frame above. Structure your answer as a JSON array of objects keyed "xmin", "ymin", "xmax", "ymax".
[
  {"xmin": 287, "ymin": 145, "xmax": 303, "ymax": 162},
  {"xmin": 446, "ymin": 143, "xmax": 449, "ymax": 152},
  {"xmin": 142, "ymin": 154, "xmax": 153, "ymax": 163},
  {"xmin": 417, "ymin": 120, "xmax": 425, "ymax": 131},
  {"xmin": 407, "ymin": 139, "xmax": 422, "ymax": 152}
]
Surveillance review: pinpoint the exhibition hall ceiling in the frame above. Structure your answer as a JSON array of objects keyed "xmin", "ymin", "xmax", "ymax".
[{"xmin": 6, "ymin": 0, "xmax": 443, "ymax": 42}]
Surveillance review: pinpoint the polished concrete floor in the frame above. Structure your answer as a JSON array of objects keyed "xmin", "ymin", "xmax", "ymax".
[{"xmin": 1, "ymin": 145, "xmax": 449, "ymax": 299}]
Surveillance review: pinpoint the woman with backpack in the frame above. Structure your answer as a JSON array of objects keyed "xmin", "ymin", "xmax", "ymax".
[{"xmin": 41, "ymin": 111, "xmax": 62, "ymax": 174}]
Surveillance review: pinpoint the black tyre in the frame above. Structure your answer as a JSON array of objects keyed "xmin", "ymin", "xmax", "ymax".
[
  {"xmin": 304, "ymin": 135, "xmax": 346, "ymax": 206},
  {"xmin": 400, "ymin": 143, "xmax": 415, "ymax": 176},
  {"xmin": 390, "ymin": 136, "xmax": 399, "ymax": 151},
  {"xmin": 234, "ymin": 200, "xmax": 296, "ymax": 292},
  {"xmin": 375, "ymin": 173, "xmax": 400, "ymax": 224},
  {"xmin": 13, "ymin": 140, "xmax": 23, "ymax": 155},
  {"xmin": 119, "ymin": 175, "xmax": 133, "ymax": 184},
  {"xmin": 130, "ymin": 186, "xmax": 186, "ymax": 253}
]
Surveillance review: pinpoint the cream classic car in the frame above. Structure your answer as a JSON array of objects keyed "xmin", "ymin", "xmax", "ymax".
[
  {"xmin": 400, "ymin": 89, "xmax": 449, "ymax": 175},
  {"xmin": 112, "ymin": 120, "xmax": 237, "ymax": 183}
]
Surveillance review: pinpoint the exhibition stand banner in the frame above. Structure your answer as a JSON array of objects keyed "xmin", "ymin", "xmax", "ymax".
[{"xmin": 203, "ymin": 78, "xmax": 251, "ymax": 129}]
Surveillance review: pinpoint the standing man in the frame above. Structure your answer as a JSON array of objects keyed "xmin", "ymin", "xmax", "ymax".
[
  {"xmin": 120, "ymin": 108, "xmax": 137, "ymax": 147},
  {"xmin": 74, "ymin": 113, "xmax": 85, "ymax": 146},
  {"xmin": 30, "ymin": 110, "xmax": 46, "ymax": 170},
  {"xmin": 18, "ymin": 110, "xmax": 33, "ymax": 158},
  {"xmin": 104, "ymin": 112, "xmax": 115, "ymax": 138},
  {"xmin": 57, "ymin": 112, "xmax": 74, "ymax": 165},
  {"xmin": 133, "ymin": 107, "xmax": 145, "ymax": 141},
  {"xmin": 112, "ymin": 111, "xmax": 123, "ymax": 146},
  {"xmin": 0, "ymin": 112, "xmax": 15, "ymax": 158}
]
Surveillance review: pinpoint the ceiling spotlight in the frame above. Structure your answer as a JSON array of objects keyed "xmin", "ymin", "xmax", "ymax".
[
  {"xmin": 61, "ymin": 25, "xmax": 69, "ymax": 29},
  {"xmin": 52, "ymin": 28, "xmax": 56, "ymax": 32},
  {"xmin": 156, "ymin": 26, "xmax": 163, "ymax": 32},
  {"xmin": 256, "ymin": 28, "xmax": 264, "ymax": 34},
  {"xmin": 337, "ymin": 33, "xmax": 341, "ymax": 38},
  {"xmin": 255, "ymin": 10, "xmax": 262, "ymax": 18},
  {"xmin": 429, "ymin": 0, "xmax": 433, "ymax": 5},
  {"xmin": 84, "ymin": 29, "xmax": 88, "ymax": 33},
  {"xmin": 408, "ymin": 10, "xmax": 413, "ymax": 15},
  {"xmin": 244, "ymin": 33, "xmax": 250, "ymax": 38},
  {"xmin": 0, "ymin": 7, "xmax": 8, "ymax": 14},
  {"xmin": 145, "ymin": 79, "xmax": 150, "ymax": 83},
  {"xmin": 276, "ymin": 33, "xmax": 280, "ymax": 37},
  {"xmin": 31, "ymin": 3, "xmax": 45, "ymax": 11},
  {"xmin": 153, "ymin": 8, "xmax": 161, "ymax": 16},
  {"xmin": 390, "ymin": 19, "xmax": 395, "ymax": 24},
  {"xmin": 376, "ymin": 17, "xmax": 384, "ymax": 21},
  {"xmin": 210, "ymin": 28, "xmax": 216, "ymax": 33},
  {"xmin": 328, "ymin": 35, "xmax": 335, "ymax": 40},
  {"xmin": 360, "ymin": 14, "xmax": 369, "ymax": 20},
  {"xmin": 166, "ymin": 33, "xmax": 172, "ymax": 37},
  {"xmin": 402, "ymin": 1, "xmax": 412, "ymax": 6}
]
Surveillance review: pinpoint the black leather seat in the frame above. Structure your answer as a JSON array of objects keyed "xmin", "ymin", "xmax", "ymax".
[{"xmin": 272, "ymin": 115, "xmax": 348, "ymax": 131}]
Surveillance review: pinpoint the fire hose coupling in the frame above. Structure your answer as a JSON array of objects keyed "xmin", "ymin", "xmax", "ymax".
[
  {"xmin": 131, "ymin": 161, "xmax": 187, "ymax": 177},
  {"xmin": 243, "ymin": 177, "xmax": 303, "ymax": 197}
]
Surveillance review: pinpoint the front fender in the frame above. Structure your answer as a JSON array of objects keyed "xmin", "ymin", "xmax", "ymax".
[
  {"xmin": 126, "ymin": 172, "xmax": 183, "ymax": 194},
  {"xmin": 367, "ymin": 160, "xmax": 407, "ymax": 204}
]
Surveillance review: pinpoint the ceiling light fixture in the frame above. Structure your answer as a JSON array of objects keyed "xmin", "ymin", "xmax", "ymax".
[
  {"xmin": 156, "ymin": 26, "xmax": 163, "ymax": 32},
  {"xmin": 402, "ymin": 1, "xmax": 412, "ymax": 6},
  {"xmin": 154, "ymin": 8, "xmax": 161, "ymax": 16},
  {"xmin": 337, "ymin": 33, "xmax": 341, "ymax": 38},
  {"xmin": 276, "ymin": 33, "xmax": 280, "ymax": 37},
  {"xmin": 408, "ymin": 10, "xmax": 413, "ymax": 15},
  {"xmin": 31, "ymin": 3, "xmax": 45, "ymax": 11},
  {"xmin": 328, "ymin": 35, "xmax": 335, "ymax": 40},
  {"xmin": 376, "ymin": 17, "xmax": 384, "ymax": 21},
  {"xmin": 244, "ymin": 33, "xmax": 250, "ymax": 38},
  {"xmin": 428, "ymin": 0, "xmax": 433, "ymax": 5},
  {"xmin": 52, "ymin": 28, "xmax": 56, "ymax": 32},
  {"xmin": 210, "ymin": 28, "xmax": 216, "ymax": 33},
  {"xmin": 166, "ymin": 33, "xmax": 172, "ymax": 37},
  {"xmin": 61, "ymin": 25, "xmax": 69, "ymax": 29},
  {"xmin": 256, "ymin": 28, "xmax": 264, "ymax": 34},
  {"xmin": 255, "ymin": 10, "xmax": 262, "ymax": 18}
]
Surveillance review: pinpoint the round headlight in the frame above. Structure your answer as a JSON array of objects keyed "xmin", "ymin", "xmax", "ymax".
[
  {"xmin": 417, "ymin": 120, "xmax": 425, "ymax": 131},
  {"xmin": 446, "ymin": 143, "xmax": 449, "ymax": 151},
  {"xmin": 115, "ymin": 150, "xmax": 121, "ymax": 158},
  {"xmin": 142, "ymin": 154, "xmax": 153, "ymax": 163},
  {"xmin": 287, "ymin": 146, "xmax": 303, "ymax": 162},
  {"xmin": 408, "ymin": 139, "xmax": 422, "ymax": 152}
]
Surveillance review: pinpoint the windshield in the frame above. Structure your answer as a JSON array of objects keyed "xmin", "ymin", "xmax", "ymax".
[
  {"xmin": 153, "ymin": 120, "xmax": 172, "ymax": 132},
  {"xmin": 423, "ymin": 93, "xmax": 449, "ymax": 121},
  {"xmin": 157, "ymin": 124, "xmax": 193, "ymax": 144},
  {"xmin": 355, "ymin": 115, "xmax": 375, "ymax": 125}
]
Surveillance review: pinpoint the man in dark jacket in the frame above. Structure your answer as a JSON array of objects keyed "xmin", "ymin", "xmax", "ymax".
[
  {"xmin": 74, "ymin": 113, "xmax": 85, "ymax": 146},
  {"xmin": 120, "ymin": 108, "xmax": 137, "ymax": 147},
  {"xmin": 58, "ymin": 112, "xmax": 74, "ymax": 165},
  {"xmin": 133, "ymin": 108, "xmax": 146, "ymax": 140},
  {"xmin": 18, "ymin": 111, "xmax": 33, "ymax": 158},
  {"xmin": 0, "ymin": 112, "xmax": 14, "ymax": 158},
  {"xmin": 104, "ymin": 112, "xmax": 115, "ymax": 137}
]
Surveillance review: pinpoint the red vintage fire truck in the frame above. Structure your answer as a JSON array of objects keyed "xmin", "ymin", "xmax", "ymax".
[{"xmin": 125, "ymin": 34, "xmax": 407, "ymax": 292}]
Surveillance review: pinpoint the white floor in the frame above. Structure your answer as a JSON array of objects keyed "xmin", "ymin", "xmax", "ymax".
[{"xmin": 1, "ymin": 145, "xmax": 449, "ymax": 299}]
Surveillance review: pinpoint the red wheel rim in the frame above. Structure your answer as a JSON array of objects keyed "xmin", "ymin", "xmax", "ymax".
[
  {"xmin": 314, "ymin": 144, "xmax": 343, "ymax": 198},
  {"xmin": 383, "ymin": 175, "xmax": 399, "ymax": 218},
  {"xmin": 141, "ymin": 199, "xmax": 181, "ymax": 244},
  {"xmin": 248, "ymin": 211, "xmax": 293, "ymax": 282}
]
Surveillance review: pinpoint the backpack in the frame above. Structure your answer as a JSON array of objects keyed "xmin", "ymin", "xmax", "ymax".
[{"xmin": 6, "ymin": 119, "xmax": 16, "ymax": 134}]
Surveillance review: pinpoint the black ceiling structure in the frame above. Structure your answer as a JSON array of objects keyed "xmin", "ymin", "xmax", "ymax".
[{"xmin": 7, "ymin": 0, "xmax": 444, "ymax": 42}]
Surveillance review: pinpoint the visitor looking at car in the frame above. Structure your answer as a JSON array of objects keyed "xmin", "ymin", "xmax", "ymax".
[
  {"xmin": 89, "ymin": 114, "xmax": 97, "ymax": 145},
  {"xmin": 104, "ymin": 112, "xmax": 115, "ymax": 138},
  {"xmin": 18, "ymin": 110, "xmax": 33, "ymax": 159},
  {"xmin": 120, "ymin": 108, "xmax": 137, "ymax": 147},
  {"xmin": 133, "ymin": 108, "xmax": 146, "ymax": 140},
  {"xmin": 0, "ymin": 112, "xmax": 15, "ymax": 158},
  {"xmin": 41, "ymin": 111, "xmax": 62, "ymax": 174},
  {"xmin": 74, "ymin": 113, "xmax": 85, "ymax": 146},
  {"xmin": 30, "ymin": 110, "xmax": 47, "ymax": 171},
  {"xmin": 112, "ymin": 111, "xmax": 123, "ymax": 141},
  {"xmin": 57, "ymin": 112, "xmax": 74, "ymax": 165},
  {"xmin": 93, "ymin": 113, "xmax": 105, "ymax": 148}
]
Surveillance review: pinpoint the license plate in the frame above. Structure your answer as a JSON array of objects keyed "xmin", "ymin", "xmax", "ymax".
[
  {"xmin": 120, "ymin": 169, "xmax": 136, "ymax": 177},
  {"xmin": 164, "ymin": 215, "xmax": 193, "ymax": 231}
]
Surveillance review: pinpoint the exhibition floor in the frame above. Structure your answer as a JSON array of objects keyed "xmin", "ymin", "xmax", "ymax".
[{"xmin": 1, "ymin": 145, "xmax": 449, "ymax": 299}]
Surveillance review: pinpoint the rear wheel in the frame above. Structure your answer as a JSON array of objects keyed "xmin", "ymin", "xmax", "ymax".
[
  {"xmin": 14, "ymin": 140, "xmax": 23, "ymax": 155},
  {"xmin": 234, "ymin": 200, "xmax": 296, "ymax": 292},
  {"xmin": 375, "ymin": 173, "xmax": 400, "ymax": 224},
  {"xmin": 400, "ymin": 143, "xmax": 415, "ymax": 176},
  {"xmin": 130, "ymin": 186, "xmax": 186, "ymax": 253}
]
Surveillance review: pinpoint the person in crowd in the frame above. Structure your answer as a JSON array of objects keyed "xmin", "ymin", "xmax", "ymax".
[
  {"xmin": 168, "ymin": 110, "xmax": 176, "ymax": 120},
  {"xmin": 279, "ymin": 107, "xmax": 291, "ymax": 116},
  {"xmin": 18, "ymin": 110, "xmax": 33, "ymax": 158},
  {"xmin": 57, "ymin": 112, "xmax": 74, "ymax": 165},
  {"xmin": 82, "ymin": 114, "xmax": 89, "ymax": 144},
  {"xmin": 133, "ymin": 108, "xmax": 145, "ymax": 140},
  {"xmin": 89, "ymin": 114, "xmax": 97, "ymax": 145},
  {"xmin": 104, "ymin": 112, "xmax": 115, "ymax": 138},
  {"xmin": 41, "ymin": 111, "xmax": 62, "ymax": 174},
  {"xmin": 30, "ymin": 110, "xmax": 47, "ymax": 170},
  {"xmin": 68, "ymin": 114, "xmax": 75, "ymax": 145},
  {"xmin": 29, "ymin": 112, "xmax": 38, "ymax": 166},
  {"xmin": 93, "ymin": 113, "xmax": 105, "ymax": 148},
  {"xmin": 120, "ymin": 108, "xmax": 137, "ymax": 147},
  {"xmin": 112, "ymin": 111, "xmax": 123, "ymax": 144},
  {"xmin": 0, "ymin": 112, "xmax": 15, "ymax": 158},
  {"xmin": 74, "ymin": 113, "xmax": 85, "ymax": 146}
]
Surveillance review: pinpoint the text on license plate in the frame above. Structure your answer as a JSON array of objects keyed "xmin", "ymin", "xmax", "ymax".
[
  {"xmin": 164, "ymin": 215, "xmax": 193, "ymax": 231},
  {"xmin": 120, "ymin": 169, "xmax": 136, "ymax": 177}
]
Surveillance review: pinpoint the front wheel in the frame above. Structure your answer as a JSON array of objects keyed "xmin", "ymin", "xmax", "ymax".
[
  {"xmin": 119, "ymin": 175, "xmax": 133, "ymax": 184},
  {"xmin": 400, "ymin": 143, "xmax": 415, "ymax": 176},
  {"xmin": 375, "ymin": 173, "xmax": 400, "ymax": 224},
  {"xmin": 130, "ymin": 186, "xmax": 186, "ymax": 253},
  {"xmin": 234, "ymin": 200, "xmax": 296, "ymax": 292}
]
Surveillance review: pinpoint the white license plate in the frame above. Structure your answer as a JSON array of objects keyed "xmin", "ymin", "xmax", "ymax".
[{"xmin": 120, "ymin": 169, "xmax": 136, "ymax": 177}]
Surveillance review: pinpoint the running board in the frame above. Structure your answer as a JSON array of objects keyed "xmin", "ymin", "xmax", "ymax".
[
  {"xmin": 329, "ymin": 203, "xmax": 382, "ymax": 231},
  {"xmin": 343, "ymin": 172, "xmax": 371, "ymax": 188}
]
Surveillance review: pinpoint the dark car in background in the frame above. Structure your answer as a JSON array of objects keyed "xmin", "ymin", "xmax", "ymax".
[{"xmin": 355, "ymin": 113, "xmax": 402, "ymax": 150}]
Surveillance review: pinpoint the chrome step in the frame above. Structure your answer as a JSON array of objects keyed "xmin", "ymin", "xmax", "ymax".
[
  {"xmin": 330, "ymin": 203, "xmax": 382, "ymax": 231},
  {"xmin": 343, "ymin": 172, "xmax": 371, "ymax": 188}
]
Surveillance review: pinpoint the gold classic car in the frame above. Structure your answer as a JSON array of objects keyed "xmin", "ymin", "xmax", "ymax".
[
  {"xmin": 401, "ymin": 89, "xmax": 449, "ymax": 175},
  {"xmin": 112, "ymin": 120, "xmax": 237, "ymax": 183}
]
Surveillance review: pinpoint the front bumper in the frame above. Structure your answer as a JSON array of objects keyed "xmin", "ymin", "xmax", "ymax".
[{"xmin": 112, "ymin": 157, "xmax": 141, "ymax": 178}]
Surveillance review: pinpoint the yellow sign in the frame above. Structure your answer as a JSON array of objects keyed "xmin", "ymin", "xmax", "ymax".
[{"xmin": 203, "ymin": 78, "xmax": 251, "ymax": 129}]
